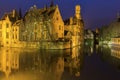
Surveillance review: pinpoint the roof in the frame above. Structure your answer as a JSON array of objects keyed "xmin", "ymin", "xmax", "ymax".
[
  {"xmin": 24, "ymin": 5, "xmax": 57, "ymax": 21},
  {"xmin": 1, "ymin": 10, "xmax": 20, "ymax": 23},
  {"xmin": 39, "ymin": 6, "xmax": 56, "ymax": 18},
  {"xmin": 64, "ymin": 18, "xmax": 70, "ymax": 25},
  {"xmin": 64, "ymin": 16, "xmax": 84, "ymax": 25}
]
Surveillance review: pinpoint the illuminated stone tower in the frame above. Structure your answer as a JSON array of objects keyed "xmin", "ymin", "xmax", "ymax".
[{"xmin": 75, "ymin": 5, "xmax": 81, "ymax": 19}]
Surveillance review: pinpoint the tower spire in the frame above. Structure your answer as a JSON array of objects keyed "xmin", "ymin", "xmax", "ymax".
[
  {"xmin": 19, "ymin": 8, "xmax": 22, "ymax": 19},
  {"xmin": 75, "ymin": 5, "xmax": 81, "ymax": 19}
]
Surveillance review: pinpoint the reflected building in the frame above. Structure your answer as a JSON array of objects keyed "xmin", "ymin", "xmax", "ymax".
[
  {"xmin": 84, "ymin": 45, "xmax": 93, "ymax": 56},
  {"xmin": 0, "ymin": 48, "xmax": 20, "ymax": 78},
  {"xmin": 64, "ymin": 47, "xmax": 83, "ymax": 77},
  {"xmin": 98, "ymin": 46, "xmax": 120, "ymax": 70},
  {"xmin": 19, "ymin": 49, "xmax": 65, "ymax": 80},
  {"xmin": 0, "ymin": 46, "xmax": 84, "ymax": 80},
  {"xmin": 111, "ymin": 47, "xmax": 120, "ymax": 59}
]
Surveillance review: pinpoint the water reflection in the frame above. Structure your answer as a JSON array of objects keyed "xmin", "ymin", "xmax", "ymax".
[
  {"xmin": 111, "ymin": 47, "xmax": 120, "ymax": 59},
  {"xmin": 97, "ymin": 46, "xmax": 120, "ymax": 69},
  {"xmin": 64, "ymin": 46, "xmax": 83, "ymax": 78},
  {"xmin": 84, "ymin": 44, "xmax": 94, "ymax": 56},
  {"xmin": 0, "ymin": 48, "xmax": 20, "ymax": 79},
  {"xmin": 0, "ymin": 46, "xmax": 83, "ymax": 80}
]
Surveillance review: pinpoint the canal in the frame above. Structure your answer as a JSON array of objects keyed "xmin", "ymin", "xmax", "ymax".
[{"xmin": 0, "ymin": 45, "xmax": 120, "ymax": 80}]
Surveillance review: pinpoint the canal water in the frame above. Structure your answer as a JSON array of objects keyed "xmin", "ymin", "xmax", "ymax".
[{"xmin": 0, "ymin": 45, "xmax": 120, "ymax": 80}]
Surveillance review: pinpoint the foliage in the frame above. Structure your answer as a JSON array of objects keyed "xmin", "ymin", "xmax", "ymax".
[{"xmin": 99, "ymin": 21, "xmax": 120, "ymax": 42}]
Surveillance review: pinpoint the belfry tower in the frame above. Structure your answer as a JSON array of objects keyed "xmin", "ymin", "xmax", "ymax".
[{"xmin": 75, "ymin": 5, "xmax": 81, "ymax": 20}]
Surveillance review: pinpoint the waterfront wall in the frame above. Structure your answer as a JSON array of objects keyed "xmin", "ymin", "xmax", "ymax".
[
  {"xmin": 2, "ymin": 41, "xmax": 71, "ymax": 49},
  {"xmin": 0, "ymin": 36, "xmax": 82, "ymax": 49}
]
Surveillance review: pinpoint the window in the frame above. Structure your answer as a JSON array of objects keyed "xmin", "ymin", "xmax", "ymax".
[
  {"xmin": 0, "ymin": 31, "xmax": 2, "ymax": 37},
  {"xmin": 6, "ymin": 23, "xmax": 9, "ymax": 28},
  {"xmin": 57, "ymin": 12, "xmax": 58, "ymax": 15},
  {"xmin": 16, "ymin": 34, "xmax": 17, "ymax": 39},
  {"xmin": 0, "ymin": 24, "xmax": 2, "ymax": 29},
  {"xmin": 6, "ymin": 42, "xmax": 9, "ymax": 44},
  {"xmin": 59, "ymin": 26, "xmax": 61, "ymax": 30},
  {"xmin": 6, "ymin": 32, "xmax": 9, "ymax": 38},
  {"xmin": 56, "ymin": 17, "xmax": 58, "ymax": 21},
  {"xmin": 0, "ymin": 63, "xmax": 1, "ymax": 68},
  {"xmin": 13, "ymin": 34, "xmax": 14, "ymax": 39}
]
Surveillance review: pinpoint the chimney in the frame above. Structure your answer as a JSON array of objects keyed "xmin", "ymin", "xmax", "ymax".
[
  {"xmin": 44, "ymin": 4, "xmax": 47, "ymax": 10},
  {"xmin": 19, "ymin": 8, "xmax": 22, "ymax": 19},
  {"xmin": 70, "ymin": 17, "xmax": 73, "ymax": 25},
  {"xmin": 12, "ymin": 9, "xmax": 15, "ymax": 17}
]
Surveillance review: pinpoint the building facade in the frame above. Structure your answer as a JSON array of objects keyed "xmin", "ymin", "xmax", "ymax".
[
  {"xmin": 0, "ymin": 4, "xmax": 84, "ymax": 49},
  {"xmin": 64, "ymin": 5, "xmax": 84, "ymax": 47}
]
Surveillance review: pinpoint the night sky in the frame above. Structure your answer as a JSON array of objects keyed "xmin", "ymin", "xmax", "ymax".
[{"xmin": 0, "ymin": 0, "xmax": 120, "ymax": 29}]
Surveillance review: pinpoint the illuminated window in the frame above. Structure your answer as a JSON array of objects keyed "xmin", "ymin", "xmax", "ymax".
[
  {"xmin": 0, "ymin": 24, "xmax": 2, "ymax": 29},
  {"xmin": 59, "ymin": 26, "xmax": 61, "ymax": 30},
  {"xmin": 6, "ymin": 32, "xmax": 9, "ymax": 38},
  {"xmin": 6, "ymin": 23, "xmax": 9, "ymax": 28}
]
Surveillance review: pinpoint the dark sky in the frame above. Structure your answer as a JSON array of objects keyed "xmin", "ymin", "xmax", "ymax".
[{"xmin": 0, "ymin": 0, "xmax": 120, "ymax": 29}]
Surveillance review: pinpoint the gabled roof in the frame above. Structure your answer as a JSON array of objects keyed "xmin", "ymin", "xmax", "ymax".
[
  {"xmin": 1, "ymin": 10, "xmax": 20, "ymax": 23},
  {"xmin": 39, "ymin": 6, "xmax": 56, "ymax": 19},
  {"xmin": 64, "ymin": 18, "xmax": 70, "ymax": 25},
  {"xmin": 24, "ymin": 5, "xmax": 57, "ymax": 21}
]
